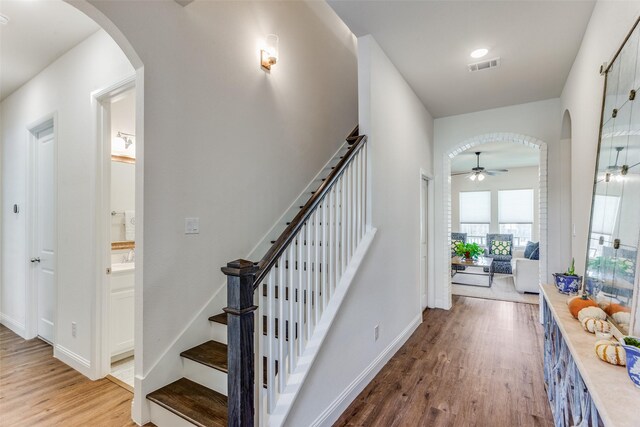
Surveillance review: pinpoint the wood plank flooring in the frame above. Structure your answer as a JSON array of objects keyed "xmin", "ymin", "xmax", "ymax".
[
  {"xmin": 334, "ymin": 296, "xmax": 553, "ymax": 427},
  {"xmin": 0, "ymin": 324, "xmax": 145, "ymax": 427}
]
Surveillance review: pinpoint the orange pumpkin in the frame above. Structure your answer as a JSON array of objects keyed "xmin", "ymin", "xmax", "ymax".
[
  {"xmin": 568, "ymin": 295, "xmax": 598, "ymax": 319},
  {"xmin": 603, "ymin": 303, "xmax": 631, "ymax": 316}
]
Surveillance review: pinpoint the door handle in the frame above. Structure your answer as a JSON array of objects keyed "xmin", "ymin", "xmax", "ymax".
[{"xmin": 30, "ymin": 257, "xmax": 41, "ymax": 263}]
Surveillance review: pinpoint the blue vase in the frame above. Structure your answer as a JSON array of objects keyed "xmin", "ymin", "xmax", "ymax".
[
  {"xmin": 622, "ymin": 337, "xmax": 640, "ymax": 389},
  {"xmin": 553, "ymin": 273, "xmax": 581, "ymax": 294}
]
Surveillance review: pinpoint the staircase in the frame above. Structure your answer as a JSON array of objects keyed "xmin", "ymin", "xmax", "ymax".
[{"xmin": 146, "ymin": 127, "xmax": 369, "ymax": 427}]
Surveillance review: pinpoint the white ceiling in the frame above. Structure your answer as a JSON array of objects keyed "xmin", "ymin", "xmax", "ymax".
[
  {"xmin": 328, "ymin": 0, "xmax": 596, "ymax": 118},
  {"xmin": 451, "ymin": 141, "xmax": 539, "ymax": 173},
  {"xmin": 0, "ymin": 0, "xmax": 99, "ymax": 101}
]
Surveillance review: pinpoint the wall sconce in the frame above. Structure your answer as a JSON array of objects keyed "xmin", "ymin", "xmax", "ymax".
[{"xmin": 261, "ymin": 34, "xmax": 279, "ymax": 71}]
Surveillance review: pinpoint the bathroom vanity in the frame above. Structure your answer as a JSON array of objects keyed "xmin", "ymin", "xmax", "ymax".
[{"xmin": 110, "ymin": 262, "xmax": 135, "ymax": 359}]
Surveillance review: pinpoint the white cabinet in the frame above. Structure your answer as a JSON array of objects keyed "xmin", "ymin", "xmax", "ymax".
[{"xmin": 110, "ymin": 266, "xmax": 134, "ymax": 358}]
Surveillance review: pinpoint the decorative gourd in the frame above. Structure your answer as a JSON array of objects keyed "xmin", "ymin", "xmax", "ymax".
[
  {"xmin": 581, "ymin": 317, "xmax": 611, "ymax": 334},
  {"xmin": 603, "ymin": 303, "xmax": 631, "ymax": 316},
  {"xmin": 612, "ymin": 311, "xmax": 631, "ymax": 327},
  {"xmin": 577, "ymin": 306, "xmax": 607, "ymax": 323},
  {"xmin": 594, "ymin": 340, "xmax": 626, "ymax": 366},
  {"xmin": 568, "ymin": 294, "xmax": 597, "ymax": 318},
  {"xmin": 567, "ymin": 295, "xmax": 580, "ymax": 306}
]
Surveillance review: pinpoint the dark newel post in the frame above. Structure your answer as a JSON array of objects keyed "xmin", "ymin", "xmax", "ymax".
[{"xmin": 222, "ymin": 259, "xmax": 258, "ymax": 427}]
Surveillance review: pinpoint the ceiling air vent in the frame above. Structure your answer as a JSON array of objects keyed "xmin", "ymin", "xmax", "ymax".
[{"xmin": 468, "ymin": 57, "xmax": 501, "ymax": 72}]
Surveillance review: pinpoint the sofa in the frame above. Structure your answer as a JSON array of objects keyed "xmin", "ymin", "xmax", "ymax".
[{"xmin": 511, "ymin": 248, "xmax": 540, "ymax": 293}]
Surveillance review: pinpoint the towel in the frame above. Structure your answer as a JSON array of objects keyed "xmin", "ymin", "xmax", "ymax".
[{"xmin": 124, "ymin": 210, "xmax": 135, "ymax": 241}]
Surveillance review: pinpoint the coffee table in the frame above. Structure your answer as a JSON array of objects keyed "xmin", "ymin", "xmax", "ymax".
[{"xmin": 451, "ymin": 256, "xmax": 494, "ymax": 287}]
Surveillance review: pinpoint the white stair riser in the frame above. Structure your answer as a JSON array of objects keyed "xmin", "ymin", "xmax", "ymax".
[
  {"xmin": 210, "ymin": 321, "xmax": 227, "ymax": 345},
  {"xmin": 149, "ymin": 401, "xmax": 197, "ymax": 427},
  {"xmin": 182, "ymin": 358, "xmax": 228, "ymax": 396}
]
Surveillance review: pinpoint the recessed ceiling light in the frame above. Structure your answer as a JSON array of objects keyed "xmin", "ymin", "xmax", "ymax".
[
  {"xmin": 470, "ymin": 48, "xmax": 489, "ymax": 59},
  {"xmin": 0, "ymin": 14, "xmax": 9, "ymax": 26}
]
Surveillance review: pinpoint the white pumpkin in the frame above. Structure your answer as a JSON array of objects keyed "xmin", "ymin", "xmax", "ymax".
[
  {"xmin": 612, "ymin": 311, "xmax": 631, "ymax": 326},
  {"xmin": 581, "ymin": 317, "xmax": 610, "ymax": 334},
  {"xmin": 578, "ymin": 306, "xmax": 607, "ymax": 323},
  {"xmin": 594, "ymin": 340, "xmax": 626, "ymax": 366}
]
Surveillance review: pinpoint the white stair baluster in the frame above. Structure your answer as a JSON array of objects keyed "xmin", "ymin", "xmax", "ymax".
[{"xmin": 266, "ymin": 268, "xmax": 276, "ymax": 412}]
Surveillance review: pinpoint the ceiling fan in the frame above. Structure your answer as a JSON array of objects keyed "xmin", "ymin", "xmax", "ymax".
[{"xmin": 452, "ymin": 151, "xmax": 508, "ymax": 181}]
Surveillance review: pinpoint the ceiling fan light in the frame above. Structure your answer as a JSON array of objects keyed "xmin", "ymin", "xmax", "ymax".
[
  {"xmin": 477, "ymin": 173, "xmax": 485, "ymax": 181},
  {"xmin": 469, "ymin": 174, "xmax": 477, "ymax": 181}
]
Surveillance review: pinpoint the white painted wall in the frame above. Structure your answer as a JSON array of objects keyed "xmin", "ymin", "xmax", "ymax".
[
  {"xmin": 286, "ymin": 35, "xmax": 434, "ymax": 426},
  {"xmin": 0, "ymin": 30, "xmax": 134, "ymax": 370},
  {"xmin": 560, "ymin": 0, "xmax": 640, "ymax": 275},
  {"xmin": 451, "ymin": 166, "xmax": 540, "ymax": 245},
  {"xmin": 434, "ymin": 98, "xmax": 565, "ymax": 308},
  {"xmin": 77, "ymin": 0, "xmax": 358, "ymax": 422}
]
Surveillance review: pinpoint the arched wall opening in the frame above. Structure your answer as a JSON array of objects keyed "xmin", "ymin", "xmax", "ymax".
[
  {"xmin": 64, "ymin": 2, "xmax": 146, "ymax": 424},
  {"xmin": 441, "ymin": 133, "xmax": 548, "ymax": 308},
  {"xmin": 560, "ymin": 110, "xmax": 573, "ymax": 267}
]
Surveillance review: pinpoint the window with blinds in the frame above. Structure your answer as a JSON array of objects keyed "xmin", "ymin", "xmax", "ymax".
[
  {"xmin": 498, "ymin": 189, "xmax": 534, "ymax": 246},
  {"xmin": 459, "ymin": 191, "xmax": 491, "ymax": 245}
]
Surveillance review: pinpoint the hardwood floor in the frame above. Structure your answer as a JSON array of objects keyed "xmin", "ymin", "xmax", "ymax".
[
  {"xmin": 0, "ymin": 324, "xmax": 145, "ymax": 427},
  {"xmin": 334, "ymin": 296, "xmax": 553, "ymax": 427}
]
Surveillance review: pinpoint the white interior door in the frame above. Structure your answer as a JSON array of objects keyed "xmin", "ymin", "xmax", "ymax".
[
  {"xmin": 33, "ymin": 125, "xmax": 56, "ymax": 343},
  {"xmin": 420, "ymin": 176, "xmax": 429, "ymax": 309}
]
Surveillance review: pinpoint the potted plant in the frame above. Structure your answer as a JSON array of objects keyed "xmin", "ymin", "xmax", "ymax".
[
  {"xmin": 553, "ymin": 258, "xmax": 582, "ymax": 294},
  {"xmin": 455, "ymin": 242, "xmax": 483, "ymax": 261},
  {"xmin": 621, "ymin": 336, "xmax": 640, "ymax": 388}
]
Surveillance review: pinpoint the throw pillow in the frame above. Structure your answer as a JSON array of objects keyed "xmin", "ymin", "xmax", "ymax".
[
  {"xmin": 491, "ymin": 240, "xmax": 511, "ymax": 256},
  {"xmin": 529, "ymin": 247, "xmax": 540, "ymax": 260},
  {"xmin": 524, "ymin": 241, "xmax": 536, "ymax": 258},
  {"xmin": 451, "ymin": 239, "xmax": 463, "ymax": 253},
  {"xmin": 524, "ymin": 241, "xmax": 540, "ymax": 260}
]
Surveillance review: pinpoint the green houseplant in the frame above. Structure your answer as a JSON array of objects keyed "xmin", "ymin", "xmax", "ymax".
[
  {"xmin": 553, "ymin": 258, "xmax": 582, "ymax": 294},
  {"xmin": 455, "ymin": 242, "xmax": 483, "ymax": 260}
]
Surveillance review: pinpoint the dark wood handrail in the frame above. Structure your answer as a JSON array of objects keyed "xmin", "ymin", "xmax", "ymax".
[{"xmin": 253, "ymin": 127, "xmax": 367, "ymax": 287}]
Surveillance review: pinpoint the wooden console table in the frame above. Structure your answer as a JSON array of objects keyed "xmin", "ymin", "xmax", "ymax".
[{"xmin": 541, "ymin": 284, "xmax": 640, "ymax": 427}]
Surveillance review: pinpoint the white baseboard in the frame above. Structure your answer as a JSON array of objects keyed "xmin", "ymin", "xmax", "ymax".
[
  {"xmin": 54, "ymin": 344, "xmax": 92, "ymax": 378},
  {"xmin": 0, "ymin": 313, "xmax": 26, "ymax": 338},
  {"xmin": 309, "ymin": 313, "xmax": 422, "ymax": 427}
]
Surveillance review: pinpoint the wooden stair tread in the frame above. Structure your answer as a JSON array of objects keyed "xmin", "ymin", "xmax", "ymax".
[
  {"xmin": 147, "ymin": 378, "xmax": 227, "ymax": 427},
  {"xmin": 181, "ymin": 341, "xmax": 228, "ymax": 373},
  {"xmin": 208, "ymin": 313, "xmax": 227, "ymax": 325}
]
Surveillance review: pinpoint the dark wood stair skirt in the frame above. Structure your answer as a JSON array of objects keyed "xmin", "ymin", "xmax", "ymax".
[{"xmin": 147, "ymin": 378, "xmax": 227, "ymax": 427}]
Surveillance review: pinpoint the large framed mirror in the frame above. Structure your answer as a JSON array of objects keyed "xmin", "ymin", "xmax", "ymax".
[
  {"xmin": 585, "ymin": 17, "xmax": 640, "ymax": 336},
  {"xmin": 111, "ymin": 154, "xmax": 135, "ymax": 250}
]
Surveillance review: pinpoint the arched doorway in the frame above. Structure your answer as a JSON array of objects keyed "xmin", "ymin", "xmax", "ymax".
[
  {"xmin": 560, "ymin": 110, "xmax": 573, "ymax": 265},
  {"xmin": 65, "ymin": 2, "xmax": 146, "ymax": 424},
  {"xmin": 441, "ymin": 133, "xmax": 548, "ymax": 308},
  {"xmin": 1, "ymin": 1, "xmax": 145, "ymax": 424}
]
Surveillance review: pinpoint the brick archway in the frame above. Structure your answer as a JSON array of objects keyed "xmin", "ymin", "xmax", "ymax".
[{"xmin": 442, "ymin": 133, "xmax": 548, "ymax": 306}]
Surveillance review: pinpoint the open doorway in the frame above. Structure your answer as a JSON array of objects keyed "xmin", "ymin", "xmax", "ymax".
[
  {"xmin": 95, "ymin": 84, "xmax": 137, "ymax": 390},
  {"xmin": 1, "ymin": 0, "xmax": 143, "ymax": 422},
  {"xmin": 420, "ymin": 174, "xmax": 431, "ymax": 309},
  {"xmin": 447, "ymin": 138, "xmax": 546, "ymax": 304}
]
